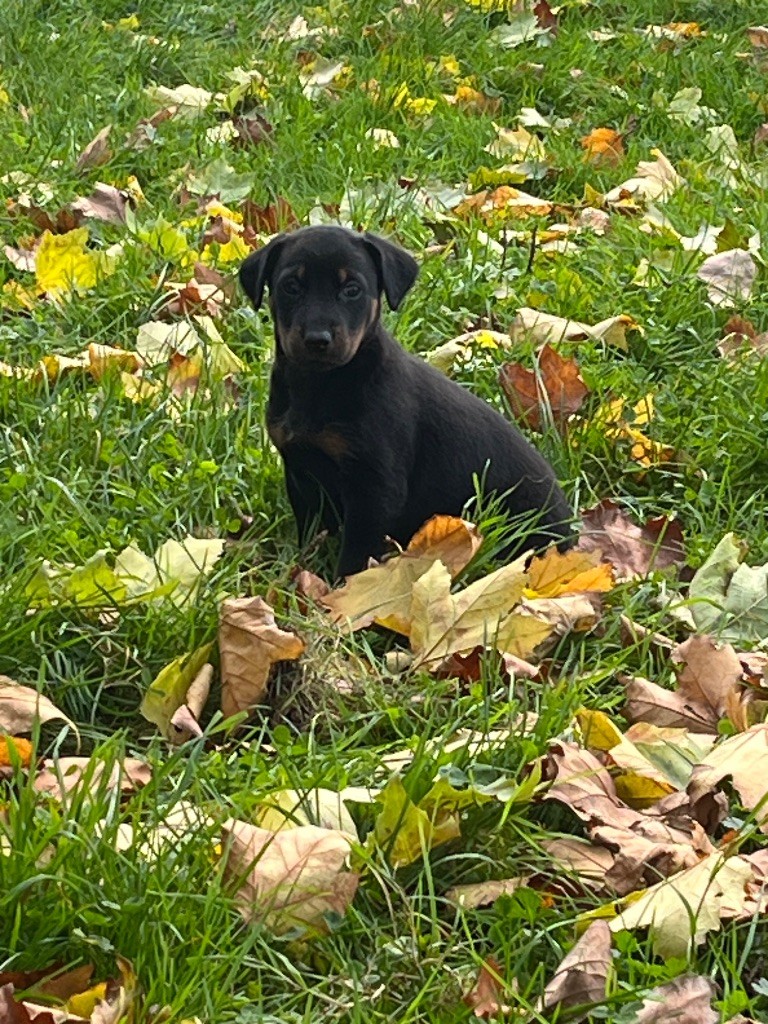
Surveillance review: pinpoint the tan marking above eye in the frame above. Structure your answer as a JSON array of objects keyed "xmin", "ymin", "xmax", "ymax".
[
  {"xmin": 338, "ymin": 268, "xmax": 349, "ymax": 283},
  {"xmin": 295, "ymin": 264, "xmax": 305, "ymax": 279}
]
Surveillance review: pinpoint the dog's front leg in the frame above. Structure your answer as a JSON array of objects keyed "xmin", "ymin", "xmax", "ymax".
[{"xmin": 336, "ymin": 474, "xmax": 404, "ymax": 578}]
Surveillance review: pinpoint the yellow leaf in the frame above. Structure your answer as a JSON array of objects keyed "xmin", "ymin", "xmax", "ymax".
[
  {"xmin": 140, "ymin": 642, "xmax": 214, "ymax": 737},
  {"xmin": 370, "ymin": 777, "xmax": 459, "ymax": 867},
  {"xmin": 614, "ymin": 771, "xmax": 674, "ymax": 808},
  {"xmin": 35, "ymin": 228, "xmax": 109, "ymax": 297},
  {"xmin": 575, "ymin": 708, "xmax": 623, "ymax": 752},
  {"xmin": 528, "ymin": 548, "xmax": 615, "ymax": 597},
  {"xmin": 66, "ymin": 982, "xmax": 108, "ymax": 1017},
  {"xmin": 201, "ymin": 233, "xmax": 250, "ymax": 265}
]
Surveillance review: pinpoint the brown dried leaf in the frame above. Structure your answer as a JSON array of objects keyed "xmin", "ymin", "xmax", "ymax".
[
  {"xmin": 671, "ymin": 635, "xmax": 745, "ymax": 728},
  {"xmin": 748, "ymin": 26, "xmax": 768, "ymax": 48},
  {"xmin": 0, "ymin": 965, "xmax": 94, "ymax": 1003},
  {"xmin": 623, "ymin": 674, "xmax": 716, "ymax": 733},
  {"xmin": 0, "ymin": 678, "xmax": 77, "ymax": 734},
  {"xmin": 222, "ymin": 818, "xmax": 358, "ymax": 933},
  {"xmin": 463, "ymin": 958, "xmax": 511, "ymax": 1020},
  {"xmin": 447, "ymin": 877, "xmax": 529, "ymax": 909},
  {"xmin": 543, "ymin": 837, "xmax": 615, "ymax": 886},
  {"xmin": 499, "ymin": 343, "xmax": 590, "ymax": 431},
  {"xmin": 232, "ymin": 113, "xmax": 274, "ymax": 147},
  {"xmin": 688, "ymin": 723, "xmax": 768, "ymax": 831},
  {"xmin": 540, "ymin": 920, "xmax": 612, "ymax": 1016},
  {"xmin": 71, "ymin": 183, "xmax": 129, "ymax": 224},
  {"xmin": 219, "ymin": 596, "xmax": 305, "ymax": 718},
  {"xmin": 240, "ymin": 196, "xmax": 298, "ymax": 235},
  {"xmin": 74, "ymin": 125, "xmax": 113, "ymax": 173},
  {"xmin": 3, "ymin": 243, "xmax": 37, "ymax": 272},
  {"xmin": 578, "ymin": 499, "xmax": 686, "ymax": 579},
  {"xmin": 169, "ymin": 662, "xmax": 212, "ymax": 744},
  {"xmin": 635, "ymin": 974, "xmax": 717, "ymax": 1024},
  {"xmin": 33, "ymin": 756, "xmax": 151, "ymax": 800}
]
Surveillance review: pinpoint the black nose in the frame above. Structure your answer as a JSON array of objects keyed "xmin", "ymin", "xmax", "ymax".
[{"xmin": 304, "ymin": 330, "xmax": 332, "ymax": 351}]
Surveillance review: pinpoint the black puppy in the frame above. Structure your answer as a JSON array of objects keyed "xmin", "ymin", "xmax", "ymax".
[{"xmin": 240, "ymin": 225, "xmax": 573, "ymax": 577}]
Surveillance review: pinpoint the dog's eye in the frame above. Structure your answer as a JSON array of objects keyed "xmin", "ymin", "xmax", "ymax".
[
  {"xmin": 281, "ymin": 277, "xmax": 302, "ymax": 296},
  {"xmin": 340, "ymin": 281, "xmax": 362, "ymax": 300}
]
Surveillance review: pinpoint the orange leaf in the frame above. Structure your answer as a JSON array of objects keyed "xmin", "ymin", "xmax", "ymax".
[
  {"xmin": 581, "ymin": 127, "xmax": 624, "ymax": 166},
  {"xmin": 0, "ymin": 735, "xmax": 33, "ymax": 767}
]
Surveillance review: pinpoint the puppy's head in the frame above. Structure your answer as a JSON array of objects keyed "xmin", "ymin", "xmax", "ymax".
[{"xmin": 239, "ymin": 225, "xmax": 418, "ymax": 369}]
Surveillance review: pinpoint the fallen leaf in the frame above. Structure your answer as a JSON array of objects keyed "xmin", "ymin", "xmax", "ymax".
[
  {"xmin": 748, "ymin": 26, "xmax": 768, "ymax": 48},
  {"xmin": 540, "ymin": 920, "xmax": 612, "ymax": 1015},
  {"xmin": 222, "ymin": 818, "xmax": 358, "ymax": 933},
  {"xmin": 255, "ymin": 787, "xmax": 368, "ymax": 837},
  {"xmin": 635, "ymin": 974, "xmax": 717, "ymax": 1024},
  {"xmin": 543, "ymin": 837, "xmax": 616, "ymax": 884},
  {"xmin": 35, "ymin": 228, "xmax": 115, "ymax": 297},
  {"xmin": 71, "ymin": 183, "xmax": 129, "ymax": 224},
  {"xmin": 623, "ymin": 675, "xmax": 726, "ymax": 734},
  {"xmin": 688, "ymin": 724, "xmax": 768, "ymax": 831},
  {"xmin": 145, "ymin": 83, "xmax": 217, "ymax": 117},
  {"xmin": 680, "ymin": 533, "xmax": 768, "ymax": 644},
  {"xmin": 581, "ymin": 128, "xmax": 624, "ymax": 166},
  {"xmin": 447, "ymin": 877, "xmax": 529, "ymax": 909},
  {"xmin": 697, "ymin": 249, "xmax": 757, "ymax": 307},
  {"xmin": 370, "ymin": 776, "xmax": 460, "ymax": 867},
  {"xmin": 241, "ymin": 196, "xmax": 298, "ymax": 235},
  {"xmin": 323, "ymin": 514, "xmax": 479, "ymax": 631},
  {"xmin": 75, "ymin": 125, "xmax": 112, "ymax": 173},
  {"xmin": 463, "ymin": 958, "xmax": 510, "ymax": 1019},
  {"xmin": 140, "ymin": 642, "xmax": 213, "ymax": 739},
  {"xmin": 427, "ymin": 329, "xmax": 513, "ymax": 375},
  {"xmin": 607, "ymin": 851, "xmax": 758, "ymax": 957},
  {"xmin": 670, "ymin": 635, "xmax": 746, "ymax": 729},
  {"xmin": 717, "ymin": 315, "xmax": 768, "ymax": 361},
  {"xmin": 605, "ymin": 149, "xmax": 682, "ymax": 205},
  {"xmin": 34, "ymin": 756, "xmax": 151, "ymax": 800},
  {"xmin": 406, "ymin": 516, "xmax": 482, "ymax": 576},
  {"xmin": 527, "ymin": 547, "xmax": 614, "ymax": 598},
  {"xmin": 0, "ymin": 678, "xmax": 77, "ymax": 735},
  {"xmin": 0, "ymin": 736, "xmax": 33, "ymax": 768},
  {"xmin": 578, "ymin": 500, "xmax": 685, "ymax": 579},
  {"xmin": 456, "ymin": 185, "xmax": 552, "ymax": 221},
  {"xmin": 219, "ymin": 597, "xmax": 305, "ymax": 718},
  {"xmin": 510, "ymin": 308, "xmax": 640, "ymax": 351},
  {"xmin": 500, "ymin": 343, "xmax": 590, "ymax": 431}
]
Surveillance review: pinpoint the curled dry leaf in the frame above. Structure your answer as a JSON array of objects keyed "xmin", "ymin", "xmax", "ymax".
[
  {"xmin": 222, "ymin": 818, "xmax": 358, "ymax": 933},
  {"xmin": 499, "ymin": 343, "xmax": 590, "ymax": 431},
  {"xmin": 74, "ymin": 124, "xmax": 113, "ymax": 173},
  {"xmin": 406, "ymin": 515, "xmax": 482, "ymax": 576},
  {"xmin": 168, "ymin": 663, "xmax": 213, "ymax": 744},
  {"xmin": 697, "ymin": 249, "xmax": 757, "ymax": 307},
  {"xmin": 219, "ymin": 597, "xmax": 305, "ymax": 719},
  {"xmin": 0, "ymin": 678, "xmax": 77, "ymax": 735},
  {"xmin": 540, "ymin": 920, "xmax": 612, "ymax": 1016},
  {"xmin": 510, "ymin": 307, "xmax": 640, "ymax": 352},
  {"xmin": 688, "ymin": 723, "xmax": 768, "ymax": 831},
  {"xmin": 140, "ymin": 642, "xmax": 213, "ymax": 739},
  {"xmin": 463, "ymin": 958, "xmax": 510, "ymax": 1020},
  {"xmin": 427, "ymin": 329, "xmax": 513, "ymax": 375},
  {"xmin": 34, "ymin": 756, "xmax": 151, "ymax": 800},
  {"xmin": 635, "ymin": 974, "xmax": 717, "ymax": 1024},
  {"xmin": 578, "ymin": 499, "xmax": 685, "ymax": 579}
]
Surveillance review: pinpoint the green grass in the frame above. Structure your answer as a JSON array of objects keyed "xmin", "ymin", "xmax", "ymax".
[{"xmin": 2, "ymin": 0, "xmax": 768, "ymax": 1020}]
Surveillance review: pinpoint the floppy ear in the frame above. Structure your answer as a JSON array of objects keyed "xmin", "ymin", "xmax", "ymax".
[
  {"xmin": 238, "ymin": 235, "xmax": 285, "ymax": 309},
  {"xmin": 362, "ymin": 232, "xmax": 419, "ymax": 310}
]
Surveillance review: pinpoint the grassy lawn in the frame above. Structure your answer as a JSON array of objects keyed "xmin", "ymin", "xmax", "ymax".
[{"xmin": 2, "ymin": 0, "xmax": 768, "ymax": 1020}]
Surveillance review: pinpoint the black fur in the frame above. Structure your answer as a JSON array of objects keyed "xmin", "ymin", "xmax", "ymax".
[{"xmin": 240, "ymin": 225, "xmax": 573, "ymax": 577}]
